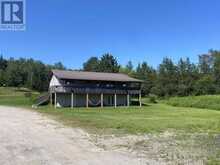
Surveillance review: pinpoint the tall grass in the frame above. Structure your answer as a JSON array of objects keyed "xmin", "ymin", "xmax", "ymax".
[{"xmin": 166, "ymin": 95, "xmax": 220, "ymax": 111}]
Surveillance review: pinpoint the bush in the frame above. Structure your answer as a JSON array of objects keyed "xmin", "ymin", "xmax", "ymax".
[{"xmin": 149, "ymin": 94, "xmax": 157, "ymax": 103}]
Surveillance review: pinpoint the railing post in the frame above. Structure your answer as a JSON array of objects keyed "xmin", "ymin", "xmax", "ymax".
[
  {"xmin": 101, "ymin": 93, "xmax": 103, "ymax": 108},
  {"xmin": 71, "ymin": 93, "xmax": 74, "ymax": 109},
  {"xmin": 114, "ymin": 93, "xmax": 117, "ymax": 108},
  {"xmin": 139, "ymin": 92, "xmax": 142, "ymax": 107},
  {"xmin": 54, "ymin": 92, "xmax": 57, "ymax": 109},
  {"xmin": 86, "ymin": 93, "xmax": 89, "ymax": 108},
  {"xmin": 127, "ymin": 94, "xmax": 130, "ymax": 107}
]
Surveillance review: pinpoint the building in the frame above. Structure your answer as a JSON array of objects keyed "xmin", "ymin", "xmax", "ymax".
[{"xmin": 49, "ymin": 70, "xmax": 143, "ymax": 108}]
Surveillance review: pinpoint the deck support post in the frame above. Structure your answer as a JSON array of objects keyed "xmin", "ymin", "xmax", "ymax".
[
  {"xmin": 101, "ymin": 93, "xmax": 103, "ymax": 108},
  {"xmin": 71, "ymin": 93, "xmax": 74, "ymax": 109},
  {"xmin": 114, "ymin": 93, "xmax": 117, "ymax": 108},
  {"xmin": 139, "ymin": 92, "xmax": 142, "ymax": 107},
  {"xmin": 54, "ymin": 92, "xmax": 57, "ymax": 109},
  {"xmin": 50, "ymin": 92, "xmax": 52, "ymax": 107},
  {"xmin": 127, "ymin": 94, "xmax": 130, "ymax": 107},
  {"xmin": 86, "ymin": 93, "xmax": 89, "ymax": 108}
]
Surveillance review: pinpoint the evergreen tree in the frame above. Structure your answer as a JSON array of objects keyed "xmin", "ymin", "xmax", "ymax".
[
  {"xmin": 198, "ymin": 54, "xmax": 213, "ymax": 74},
  {"xmin": 98, "ymin": 53, "xmax": 120, "ymax": 73},
  {"xmin": 177, "ymin": 58, "xmax": 199, "ymax": 96},
  {"xmin": 119, "ymin": 61, "xmax": 135, "ymax": 76},
  {"xmin": 126, "ymin": 61, "xmax": 133, "ymax": 72},
  {"xmin": 156, "ymin": 58, "xmax": 178, "ymax": 96},
  {"xmin": 212, "ymin": 50, "xmax": 220, "ymax": 86},
  {"xmin": 0, "ymin": 56, "xmax": 7, "ymax": 70},
  {"xmin": 83, "ymin": 57, "xmax": 100, "ymax": 72},
  {"xmin": 134, "ymin": 62, "xmax": 156, "ymax": 96}
]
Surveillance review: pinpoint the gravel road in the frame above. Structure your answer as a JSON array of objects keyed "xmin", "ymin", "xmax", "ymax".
[{"xmin": 0, "ymin": 106, "xmax": 148, "ymax": 165}]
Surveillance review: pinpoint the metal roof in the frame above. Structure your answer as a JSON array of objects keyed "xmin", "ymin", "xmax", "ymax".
[{"xmin": 52, "ymin": 70, "xmax": 142, "ymax": 83}]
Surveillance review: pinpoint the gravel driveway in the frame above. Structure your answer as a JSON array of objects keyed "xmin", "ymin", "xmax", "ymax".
[{"xmin": 0, "ymin": 106, "xmax": 148, "ymax": 165}]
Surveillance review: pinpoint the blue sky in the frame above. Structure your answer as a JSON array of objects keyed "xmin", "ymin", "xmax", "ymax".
[{"xmin": 1, "ymin": 0, "xmax": 220, "ymax": 69}]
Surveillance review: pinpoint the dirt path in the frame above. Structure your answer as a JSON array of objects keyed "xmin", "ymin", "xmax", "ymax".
[{"xmin": 0, "ymin": 106, "xmax": 150, "ymax": 165}]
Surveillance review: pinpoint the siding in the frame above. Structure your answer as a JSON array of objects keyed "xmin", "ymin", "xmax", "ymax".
[{"xmin": 49, "ymin": 75, "xmax": 61, "ymax": 87}]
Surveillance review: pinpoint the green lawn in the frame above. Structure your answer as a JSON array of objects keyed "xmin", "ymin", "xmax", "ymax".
[
  {"xmin": 38, "ymin": 104, "xmax": 220, "ymax": 134},
  {"xmin": 0, "ymin": 87, "xmax": 220, "ymax": 134},
  {"xmin": 0, "ymin": 87, "xmax": 39, "ymax": 107}
]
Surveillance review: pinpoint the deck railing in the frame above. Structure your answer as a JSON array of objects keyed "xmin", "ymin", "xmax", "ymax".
[{"xmin": 49, "ymin": 86, "xmax": 141, "ymax": 95}]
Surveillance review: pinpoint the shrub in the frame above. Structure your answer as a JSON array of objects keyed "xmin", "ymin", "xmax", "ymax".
[{"xmin": 149, "ymin": 94, "xmax": 157, "ymax": 103}]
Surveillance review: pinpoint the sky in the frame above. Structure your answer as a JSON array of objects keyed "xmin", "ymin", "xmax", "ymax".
[{"xmin": 1, "ymin": 0, "xmax": 220, "ymax": 69}]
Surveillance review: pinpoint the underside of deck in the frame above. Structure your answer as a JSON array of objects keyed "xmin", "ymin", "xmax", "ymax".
[{"xmin": 49, "ymin": 86, "xmax": 142, "ymax": 108}]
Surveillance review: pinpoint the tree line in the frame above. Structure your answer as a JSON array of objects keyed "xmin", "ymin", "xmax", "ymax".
[
  {"xmin": 0, "ymin": 50, "xmax": 220, "ymax": 97},
  {"xmin": 83, "ymin": 50, "xmax": 220, "ymax": 97},
  {"xmin": 0, "ymin": 57, "xmax": 65, "ymax": 91}
]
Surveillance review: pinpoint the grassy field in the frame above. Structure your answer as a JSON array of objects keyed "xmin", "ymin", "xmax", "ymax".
[
  {"xmin": 0, "ymin": 87, "xmax": 220, "ymax": 134},
  {"xmin": 0, "ymin": 87, "xmax": 219, "ymax": 163},
  {"xmin": 165, "ymin": 95, "xmax": 220, "ymax": 111},
  {"xmin": 37, "ymin": 104, "xmax": 220, "ymax": 134},
  {"xmin": 0, "ymin": 87, "xmax": 39, "ymax": 107}
]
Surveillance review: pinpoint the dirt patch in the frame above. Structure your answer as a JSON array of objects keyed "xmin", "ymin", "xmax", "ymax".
[{"xmin": 89, "ymin": 131, "xmax": 220, "ymax": 165}]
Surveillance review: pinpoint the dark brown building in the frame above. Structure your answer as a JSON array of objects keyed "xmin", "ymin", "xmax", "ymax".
[{"xmin": 49, "ymin": 70, "xmax": 142, "ymax": 108}]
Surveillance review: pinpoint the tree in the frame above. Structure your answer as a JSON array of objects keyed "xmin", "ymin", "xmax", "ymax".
[
  {"xmin": 31, "ymin": 62, "xmax": 51, "ymax": 91},
  {"xmin": 53, "ymin": 62, "xmax": 66, "ymax": 70},
  {"xmin": 0, "ymin": 70, "xmax": 6, "ymax": 86},
  {"xmin": 156, "ymin": 57, "xmax": 178, "ymax": 96},
  {"xmin": 194, "ymin": 75, "xmax": 216, "ymax": 95},
  {"xmin": 98, "ymin": 53, "xmax": 120, "ymax": 73},
  {"xmin": 83, "ymin": 57, "xmax": 100, "ymax": 72},
  {"xmin": 198, "ymin": 54, "xmax": 213, "ymax": 74},
  {"xmin": 134, "ymin": 62, "xmax": 156, "ymax": 96},
  {"xmin": 126, "ymin": 61, "xmax": 133, "ymax": 72},
  {"xmin": 177, "ymin": 58, "xmax": 199, "ymax": 96},
  {"xmin": 211, "ymin": 50, "xmax": 220, "ymax": 86},
  {"xmin": 1, "ymin": 57, "xmax": 58, "ymax": 91},
  {"xmin": 119, "ymin": 61, "xmax": 135, "ymax": 76},
  {"xmin": 2, "ymin": 49, "xmax": 220, "ymax": 96},
  {"xmin": 0, "ymin": 56, "xmax": 7, "ymax": 70},
  {"xmin": 5, "ymin": 59, "xmax": 24, "ymax": 87},
  {"xmin": 0, "ymin": 56, "xmax": 7, "ymax": 86}
]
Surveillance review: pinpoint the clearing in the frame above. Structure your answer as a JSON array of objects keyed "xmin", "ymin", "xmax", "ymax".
[{"xmin": 0, "ymin": 87, "xmax": 220, "ymax": 164}]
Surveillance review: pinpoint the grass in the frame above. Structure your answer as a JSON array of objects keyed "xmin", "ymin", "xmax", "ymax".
[
  {"xmin": 165, "ymin": 95, "xmax": 220, "ymax": 111},
  {"xmin": 0, "ymin": 87, "xmax": 39, "ymax": 107},
  {"xmin": 38, "ymin": 104, "xmax": 220, "ymax": 134},
  {"xmin": 0, "ymin": 87, "xmax": 220, "ymax": 134},
  {"xmin": 0, "ymin": 87, "xmax": 219, "ymax": 163}
]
